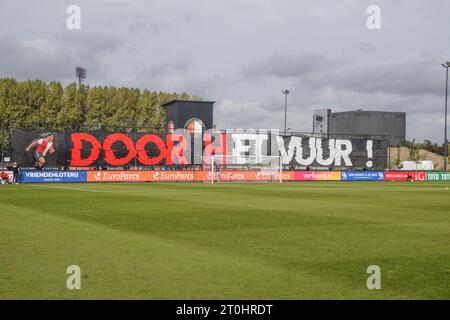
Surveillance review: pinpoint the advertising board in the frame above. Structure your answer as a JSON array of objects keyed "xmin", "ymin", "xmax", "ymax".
[
  {"xmin": 426, "ymin": 172, "xmax": 450, "ymax": 181},
  {"xmin": 87, "ymin": 171, "xmax": 196, "ymax": 182},
  {"xmin": 20, "ymin": 171, "xmax": 87, "ymax": 183},
  {"xmin": 341, "ymin": 171, "xmax": 384, "ymax": 181},
  {"xmin": 384, "ymin": 171, "xmax": 426, "ymax": 181},
  {"xmin": 293, "ymin": 171, "xmax": 341, "ymax": 181}
]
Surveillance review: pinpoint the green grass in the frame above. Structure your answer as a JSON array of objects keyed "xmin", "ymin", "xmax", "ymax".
[{"xmin": 0, "ymin": 181, "xmax": 449, "ymax": 299}]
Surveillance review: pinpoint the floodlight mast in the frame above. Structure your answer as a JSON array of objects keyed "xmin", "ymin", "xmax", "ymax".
[
  {"xmin": 282, "ymin": 90, "xmax": 290, "ymax": 136},
  {"xmin": 75, "ymin": 66, "xmax": 87, "ymax": 87},
  {"xmin": 442, "ymin": 62, "xmax": 450, "ymax": 172}
]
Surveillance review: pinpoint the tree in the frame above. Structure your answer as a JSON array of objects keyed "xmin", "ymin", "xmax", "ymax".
[
  {"xmin": 136, "ymin": 90, "xmax": 159, "ymax": 132},
  {"xmin": 41, "ymin": 81, "xmax": 63, "ymax": 129},
  {"xmin": 57, "ymin": 83, "xmax": 83, "ymax": 130},
  {"xmin": 0, "ymin": 78, "xmax": 201, "ymax": 152},
  {"xmin": 85, "ymin": 86, "xmax": 107, "ymax": 130}
]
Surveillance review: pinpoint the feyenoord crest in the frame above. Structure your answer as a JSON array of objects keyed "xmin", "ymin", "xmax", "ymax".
[{"xmin": 184, "ymin": 118, "xmax": 205, "ymax": 134}]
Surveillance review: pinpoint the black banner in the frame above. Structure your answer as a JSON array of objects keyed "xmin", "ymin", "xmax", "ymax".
[
  {"xmin": 276, "ymin": 135, "xmax": 388, "ymax": 169},
  {"xmin": 11, "ymin": 130, "xmax": 388, "ymax": 169}
]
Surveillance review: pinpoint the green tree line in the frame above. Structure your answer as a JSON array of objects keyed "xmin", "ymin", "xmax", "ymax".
[
  {"xmin": 0, "ymin": 78, "xmax": 201, "ymax": 154},
  {"xmin": 399, "ymin": 139, "xmax": 447, "ymax": 157}
]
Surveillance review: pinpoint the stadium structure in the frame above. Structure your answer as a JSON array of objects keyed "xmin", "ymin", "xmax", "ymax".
[
  {"xmin": 1, "ymin": 100, "xmax": 450, "ymax": 302},
  {"xmin": 1, "ymin": 99, "xmax": 447, "ymax": 184},
  {"xmin": 313, "ymin": 109, "xmax": 406, "ymax": 145}
]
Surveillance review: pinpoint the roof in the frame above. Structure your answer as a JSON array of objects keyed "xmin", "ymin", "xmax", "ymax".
[
  {"xmin": 332, "ymin": 110, "xmax": 406, "ymax": 116},
  {"xmin": 161, "ymin": 99, "xmax": 215, "ymax": 107}
]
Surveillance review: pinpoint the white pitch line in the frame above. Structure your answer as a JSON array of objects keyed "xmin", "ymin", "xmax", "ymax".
[{"xmin": 25, "ymin": 184, "xmax": 108, "ymax": 193}]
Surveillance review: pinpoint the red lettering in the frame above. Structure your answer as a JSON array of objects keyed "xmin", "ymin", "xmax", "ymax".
[
  {"xmin": 70, "ymin": 133, "xmax": 101, "ymax": 166},
  {"xmin": 136, "ymin": 134, "xmax": 167, "ymax": 165},
  {"xmin": 203, "ymin": 133, "xmax": 227, "ymax": 165},
  {"xmin": 103, "ymin": 133, "xmax": 136, "ymax": 166},
  {"xmin": 167, "ymin": 133, "xmax": 188, "ymax": 165},
  {"xmin": 165, "ymin": 134, "xmax": 173, "ymax": 165},
  {"xmin": 70, "ymin": 133, "xmax": 186, "ymax": 167}
]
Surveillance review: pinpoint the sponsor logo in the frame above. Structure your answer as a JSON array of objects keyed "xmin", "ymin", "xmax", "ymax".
[
  {"xmin": 416, "ymin": 172, "xmax": 426, "ymax": 181},
  {"xmin": 88, "ymin": 171, "xmax": 146, "ymax": 182},
  {"xmin": 200, "ymin": 171, "xmax": 292, "ymax": 182},
  {"xmin": 94, "ymin": 171, "xmax": 102, "ymax": 181},
  {"xmin": 255, "ymin": 171, "xmax": 287, "ymax": 181},
  {"xmin": 427, "ymin": 172, "xmax": 450, "ymax": 181},
  {"xmin": 20, "ymin": 171, "xmax": 86, "ymax": 183},
  {"xmin": 341, "ymin": 171, "xmax": 384, "ymax": 181},
  {"xmin": 294, "ymin": 171, "xmax": 341, "ymax": 181},
  {"xmin": 384, "ymin": 171, "xmax": 427, "ymax": 181},
  {"xmin": 24, "ymin": 171, "xmax": 81, "ymax": 178},
  {"xmin": 152, "ymin": 171, "xmax": 195, "ymax": 181}
]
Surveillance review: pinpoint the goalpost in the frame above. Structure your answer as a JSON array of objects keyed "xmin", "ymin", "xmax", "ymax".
[{"xmin": 208, "ymin": 155, "xmax": 283, "ymax": 184}]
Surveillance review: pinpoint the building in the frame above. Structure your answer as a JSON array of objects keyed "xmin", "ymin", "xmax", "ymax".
[
  {"xmin": 313, "ymin": 109, "xmax": 406, "ymax": 145},
  {"xmin": 162, "ymin": 100, "xmax": 215, "ymax": 133}
]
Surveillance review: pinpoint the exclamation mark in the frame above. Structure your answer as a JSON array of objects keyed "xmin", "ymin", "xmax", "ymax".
[{"xmin": 366, "ymin": 140, "xmax": 373, "ymax": 168}]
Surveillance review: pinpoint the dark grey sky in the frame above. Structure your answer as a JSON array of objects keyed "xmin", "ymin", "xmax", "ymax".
[{"xmin": 1, "ymin": 0, "xmax": 449, "ymax": 142}]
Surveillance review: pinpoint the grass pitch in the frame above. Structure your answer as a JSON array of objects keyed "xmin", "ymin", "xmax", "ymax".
[{"xmin": 1, "ymin": 181, "xmax": 449, "ymax": 299}]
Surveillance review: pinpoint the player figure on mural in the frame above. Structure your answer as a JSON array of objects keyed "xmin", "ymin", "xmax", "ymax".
[{"xmin": 25, "ymin": 133, "xmax": 55, "ymax": 170}]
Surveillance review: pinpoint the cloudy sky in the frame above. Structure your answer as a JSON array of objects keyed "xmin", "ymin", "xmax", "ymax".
[{"xmin": 1, "ymin": 0, "xmax": 449, "ymax": 142}]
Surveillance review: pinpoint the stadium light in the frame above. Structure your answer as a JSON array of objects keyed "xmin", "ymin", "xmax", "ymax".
[
  {"xmin": 75, "ymin": 66, "xmax": 87, "ymax": 86},
  {"xmin": 282, "ymin": 90, "xmax": 290, "ymax": 136},
  {"xmin": 442, "ymin": 62, "xmax": 449, "ymax": 172}
]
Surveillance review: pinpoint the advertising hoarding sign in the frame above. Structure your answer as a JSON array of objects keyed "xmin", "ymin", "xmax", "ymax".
[
  {"xmin": 16, "ymin": 170, "xmax": 434, "ymax": 183},
  {"xmin": 384, "ymin": 171, "xmax": 426, "ymax": 181},
  {"xmin": 195, "ymin": 171, "xmax": 293, "ymax": 182},
  {"xmin": 341, "ymin": 171, "xmax": 384, "ymax": 181},
  {"xmin": 20, "ymin": 171, "xmax": 87, "ymax": 183},
  {"xmin": 87, "ymin": 171, "xmax": 196, "ymax": 182},
  {"xmin": 87, "ymin": 171, "xmax": 153, "ymax": 182},
  {"xmin": 152, "ymin": 171, "xmax": 195, "ymax": 182},
  {"xmin": 293, "ymin": 171, "xmax": 341, "ymax": 181},
  {"xmin": 426, "ymin": 172, "xmax": 450, "ymax": 181}
]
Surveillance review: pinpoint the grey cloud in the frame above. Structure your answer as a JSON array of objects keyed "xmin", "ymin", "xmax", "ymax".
[
  {"xmin": 244, "ymin": 53, "xmax": 443, "ymax": 97},
  {"xmin": 0, "ymin": 33, "xmax": 122, "ymax": 81},
  {"xmin": 126, "ymin": 14, "xmax": 161, "ymax": 35},
  {"xmin": 147, "ymin": 58, "xmax": 192, "ymax": 77},
  {"xmin": 332, "ymin": 59, "xmax": 443, "ymax": 97},
  {"xmin": 358, "ymin": 43, "xmax": 377, "ymax": 54},
  {"xmin": 242, "ymin": 53, "xmax": 341, "ymax": 78},
  {"xmin": 214, "ymin": 88, "xmax": 446, "ymax": 142},
  {"xmin": 59, "ymin": 33, "xmax": 122, "ymax": 56},
  {"xmin": 215, "ymin": 99, "xmax": 280, "ymax": 130}
]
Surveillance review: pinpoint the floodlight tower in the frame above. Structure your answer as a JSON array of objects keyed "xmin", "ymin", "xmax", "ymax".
[
  {"xmin": 282, "ymin": 90, "xmax": 290, "ymax": 136},
  {"xmin": 442, "ymin": 62, "xmax": 450, "ymax": 172},
  {"xmin": 75, "ymin": 66, "xmax": 87, "ymax": 87}
]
